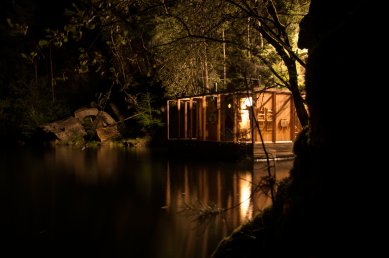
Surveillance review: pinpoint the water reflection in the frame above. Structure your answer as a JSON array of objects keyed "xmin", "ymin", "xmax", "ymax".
[
  {"xmin": 160, "ymin": 158, "xmax": 292, "ymax": 258},
  {"xmin": 47, "ymin": 145, "xmax": 126, "ymax": 183},
  {"xmin": 239, "ymin": 172, "xmax": 252, "ymax": 221},
  {"xmin": 0, "ymin": 146, "xmax": 293, "ymax": 258}
]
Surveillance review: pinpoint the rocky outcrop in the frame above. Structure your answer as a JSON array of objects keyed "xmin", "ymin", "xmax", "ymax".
[
  {"xmin": 96, "ymin": 126, "xmax": 121, "ymax": 142},
  {"xmin": 74, "ymin": 107, "xmax": 99, "ymax": 120},
  {"xmin": 42, "ymin": 117, "xmax": 87, "ymax": 145},
  {"xmin": 42, "ymin": 107, "xmax": 121, "ymax": 145}
]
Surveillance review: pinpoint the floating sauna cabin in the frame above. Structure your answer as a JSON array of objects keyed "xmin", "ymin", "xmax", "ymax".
[{"xmin": 166, "ymin": 88, "xmax": 302, "ymax": 160}]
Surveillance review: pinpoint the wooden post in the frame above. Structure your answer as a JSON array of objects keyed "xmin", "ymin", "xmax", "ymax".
[
  {"xmin": 184, "ymin": 101, "xmax": 188, "ymax": 139},
  {"xmin": 198, "ymin": 98, "xmax": 202, "ymax": 140},
  {"xmin": 250, "ymin": 103, "xmax": 255, "ymax": 158},
  {"xmin": 250, "ymin": 92, "xmax": 256, "ymax": 160},
  {"xmin": 189, "ymin": 98, "xmax": 193, "ymax": 139},
  {"xmin": 233, "ymin": 95, "xmax": 237, "ymax": 143},
  {"xmin": 251, "ymin": 90, "xmax": 258, "ymax": 142},
  {"xmin": 290, "ymin": 95, "xmax": 295, "ymax": 141},
  {"xmin": 203, "ymin": 96, "xmax": 207, "ymax": 140},
  {"xmin": 217, "ymin": 94, "xmax": 221, "ymax": 142},
  {"xmin": 177, "ymin": 99, "xmax": 181, "ymax": 139},
  {"xmin": 195, "ymin": 98, "xmax": 199, "ymax": 139},
  {"xmin": 167, "ymin": 100, "xmax": 170, "ymax": 140},
  {"xmin": 272, "ymin": 92, "xmax": 276, "ymax": 143}
]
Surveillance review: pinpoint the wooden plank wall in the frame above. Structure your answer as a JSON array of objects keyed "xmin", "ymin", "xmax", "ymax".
[
  {"xmin": 254, "ymin": 92, "xmax": 273, "ymax": 142},
  {"xmin": 167, "ymin": 90, "xmax": 297, "ymax": 143},
  {"xmin": 275, "ymin": 93, "xmax": 292, "ymax": 142}
]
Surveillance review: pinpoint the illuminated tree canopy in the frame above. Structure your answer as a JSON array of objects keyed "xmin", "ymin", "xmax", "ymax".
[{"xmin": 0, "ymin": 0, "xmax": 310, "ymax": 142}]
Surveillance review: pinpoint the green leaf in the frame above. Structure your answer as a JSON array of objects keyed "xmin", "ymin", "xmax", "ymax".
[
  {"xmin": 6, "ymin": 18, "xmax": 14, "ymax": 28},
  {"xmin": 89, "ymin": 24, "xmax": 96, "ymax": 30},
  {"xmin": 38, "ymin": 40, "xmax": 49, "ymax": 47}
]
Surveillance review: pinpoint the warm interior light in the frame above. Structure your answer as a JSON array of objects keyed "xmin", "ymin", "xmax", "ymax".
[
  {"xmin": 242, "ymin": 97, "xmax": 252, "ymax": 109},
  {"xmin": 239, "ymin": 98, "xmax": 252, "ymax": 137}
]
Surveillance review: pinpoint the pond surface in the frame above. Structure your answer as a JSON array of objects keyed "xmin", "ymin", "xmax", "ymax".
[{"xmin": 0, "ymin": 145, "xmax": 293, "ymax": 258}]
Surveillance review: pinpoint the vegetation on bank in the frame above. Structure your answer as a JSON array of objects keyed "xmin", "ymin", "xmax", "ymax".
[
  {"xmin": 212, "ymin": 178, "xmax": 292, "ymax": 258},
  {"xmin": 0, "ymin": 0, "xmax": 309, "ymax": 145}
]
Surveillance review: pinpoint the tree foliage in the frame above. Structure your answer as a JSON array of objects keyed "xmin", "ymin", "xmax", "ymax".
[
  {"xmin": 153, "ymin": 0, "xmax": 310, "ymax": 125},
  {"xmin": 0, "ymin": 0, "xmax": 310, "ymax": 142},
  {"xmin": 58, "ymin": 0, "xmax": 167, "ymax": 135},
  {"xmin": 0, "ymin": 0, "xmax": 75, "ymax": 141}
]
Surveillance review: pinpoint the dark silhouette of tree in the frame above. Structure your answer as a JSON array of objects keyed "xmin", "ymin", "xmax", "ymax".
[{"xmin": 213, "ymin": 0, "xmax": 386, "ymax": 257}]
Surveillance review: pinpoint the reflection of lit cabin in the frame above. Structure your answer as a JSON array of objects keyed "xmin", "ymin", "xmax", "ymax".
[{"xmin": 166, "ymin": 88, "xmax": 302, "ymax": 160}]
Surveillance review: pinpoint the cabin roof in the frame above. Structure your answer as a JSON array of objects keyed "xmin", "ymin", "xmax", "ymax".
[{"xmin": 168, "ymin": 87, "xmax": 291, "ymax": 100}]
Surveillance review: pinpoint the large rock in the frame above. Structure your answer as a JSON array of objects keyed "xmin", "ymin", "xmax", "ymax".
[
  {"xmin": 95, "ymin": 111, "xmax": 116, "ymax": 128},
  {"xmin": 96, "ymin": 125, "xmax": 121, "ymax": 142},
  {"xmin": 74, "ymin": 107, "xmax": 99, "ymax": 120},
  {"xmin": 42, "ymin": 117, "xmax": 87, "ymax": 144},
  {"xmin": 42, "ymin": 108, "xmax": 122, "ymax": 144}
]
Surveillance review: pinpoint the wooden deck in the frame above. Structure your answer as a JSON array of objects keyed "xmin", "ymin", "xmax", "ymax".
[
  {"xmin": 166, "ymin": 89, "xmax": 300, "ymax": 161},
  {"xmin": 167, "ymin": 140, "xmax": 295, "ymax": 161},
  {"xmin": 253, "ymin": 142, "xmax": 295, "ymax": 161}
]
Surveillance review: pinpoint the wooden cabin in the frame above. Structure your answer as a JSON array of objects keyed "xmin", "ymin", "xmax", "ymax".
[{"xmin": 166, "ymin": 88, "xmax": 302, "ymax": 160}]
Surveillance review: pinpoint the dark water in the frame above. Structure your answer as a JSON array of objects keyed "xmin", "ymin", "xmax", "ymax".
[{"xmin": 0, "ymin": 145, "xmax": 293, "ymax": 258}]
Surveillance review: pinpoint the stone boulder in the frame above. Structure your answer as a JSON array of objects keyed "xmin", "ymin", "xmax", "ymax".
[
  {"xmin": 96, "ymin": 125, "xmax": 121, "ymax": 142},
  {"xmin": 94, "ymin": 111, "xmax": 116, "ymax": 128},
  {"xmin": 42, "ymin": 117, "xmax": 87, "ymax": 145},
  {"xmin": 42, "ymin": 108, "xmax": 122, "ymax": 144},
  {"xmin": 74, "ymin": 107, "xmax": 99, "ymax": 120}
]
